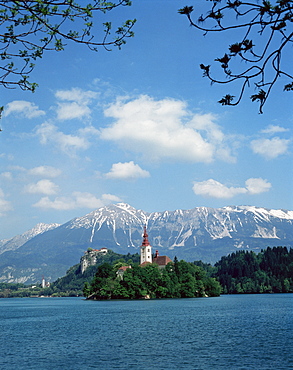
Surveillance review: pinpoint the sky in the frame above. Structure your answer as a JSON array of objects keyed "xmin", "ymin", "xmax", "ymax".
[{"xmin": 0, "ymin": 0, "xmax": 292, "ymax": 240}]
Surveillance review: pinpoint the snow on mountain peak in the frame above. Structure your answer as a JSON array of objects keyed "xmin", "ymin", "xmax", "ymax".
[{"xmin": 0, "ymin": 222, "xmax": 60, "ymax": 254}]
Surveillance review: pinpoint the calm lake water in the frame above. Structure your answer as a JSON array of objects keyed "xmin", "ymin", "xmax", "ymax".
[{"xmin": 0, "ymin": 294, "xmax": 292, "ymax": 370}]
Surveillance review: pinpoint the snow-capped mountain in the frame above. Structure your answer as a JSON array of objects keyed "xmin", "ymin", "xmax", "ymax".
[
  {"xmin": 0, "ymin": 223, "xmax": 60, "ymax": 255},
  {"xmin": 0, "ymin": 203, "xmax": 292, "ymax": 284}
]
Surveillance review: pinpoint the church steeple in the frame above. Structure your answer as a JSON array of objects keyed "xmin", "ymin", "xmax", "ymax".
[{"xmin": 140, "ymin": 226, "xmax": 152, "ymax": 264}]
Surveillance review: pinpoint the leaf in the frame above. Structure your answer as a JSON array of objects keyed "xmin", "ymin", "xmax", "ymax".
[
  {"xmin": 250, "ymin": 89, "xmax": 266, "ymax": 102},
  {"xmin": 199, "ymin": 64, "xmax": 210, "ymax": 77},
  {"xmin": 242, "ymin": 39, "xmax": 254, "ymax": 51},
  {"xmin": 229, "ymin": 43, "xmax": 242, "ymax": 55},
  {"xmin": 284, "ymin": 82, "xmax": 293, "ymax": 91},
  {"xmin": 178, "ymin": 6, "xmax": 194, "ymax": 15},
  {"xmin": 218, "ymin": 94, "xmax": 235, "ymax": 105},
  {"xmin": 215, "ymin": 53, "xmax": 230, "ymax": 68}
]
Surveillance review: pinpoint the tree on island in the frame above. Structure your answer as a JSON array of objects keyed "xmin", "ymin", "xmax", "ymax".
[
  {"xmin": 85, "ymin": 259, "xmax": 222, "ymax": 300},
  {"xmin": 179, "ymin": 1, "xmax": 293, "ymax": 113},
  {"xmin": 0, "ymin": 0, "xmax": 135, "ymax": 115}
]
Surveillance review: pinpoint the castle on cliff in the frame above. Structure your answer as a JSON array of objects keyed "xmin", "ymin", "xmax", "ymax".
[{"xmin": 80, "ymin": 247, "xmax": 108, "ymax": 274}]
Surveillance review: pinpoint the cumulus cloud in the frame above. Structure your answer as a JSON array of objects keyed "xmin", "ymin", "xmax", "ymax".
[
  {"xmin": 192, "ymin": 179, "xmax": 247, "ymax": 199},
  {"xmin": 105, "ymin": 161, "xmax": 150, "ymax": 180},
  {"xmin": 0, "ymin": 188, "xmax": 13, "ymax": 216},
  {"xmin": 251, "ymin": 137, "xmax": 290, "ymax": 159},
  {"xmin": 28, "ymin": 166, "xmax": 62, "ymax": 178},
  {"xmin": 261, "ymin": 125, "xmax": 289, "ymax": 134},
  {"xmin": 192, "ymin": 178, "xmax": 271, "ymax": 199},
  {"xmin": 100, "ymin": 95, "xmax": 235, "ymax": 163},
  {"xmin": 4, "ymin": 101, "xmax": 45, "ymax": 118},
  {"xmin": 36, "ymin": 122, "xmax": 91, "ymax": 155},
  {"xmin": 33, "ymin": 196, "xmax": 75, "ymax": 210},
  {"xmin": 245, "ymin": 178, "xmax": 272, "ymax": 194},
  {"xmin": 33, "ymin": 192, "xmax": 121, "ymax": 210},
  {"xmin": 24, "ymin": 179, "xmax": 59, "ymax": 195},
  {"xmin": 55, "ymin": 88, "xmax": 97, "ymax": 120}
]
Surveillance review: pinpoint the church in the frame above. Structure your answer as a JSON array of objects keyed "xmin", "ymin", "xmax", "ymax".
[{"xmin": 140, "ymin": 226, "xmax": 172, "ymax": 268}]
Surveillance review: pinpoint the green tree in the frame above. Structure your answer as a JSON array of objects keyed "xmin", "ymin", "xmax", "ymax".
[
  {"xmin": 0, "ymin": 0, "xmax": 135, "ymax": 105},
  {"xmin": 83, "ymin": 281, "xmax": 91, "ymax": 298},
  {"xmin": 120, "ymin": 267, "xmax": 147, "ymax": 299},
  {"xmin": 215, "ymin": 247, "xmax": 293, "ymax": 294},
  {"xmin": 283, "ymin": 278, "xmax": 290, "ymax": 293},
  {"xmin": 179, "ymin": 1, "xmax": 293, "ymax": 113},
  {"xmin": 203, "ymin": 277, "xmax": 222, "ymax": 297}
]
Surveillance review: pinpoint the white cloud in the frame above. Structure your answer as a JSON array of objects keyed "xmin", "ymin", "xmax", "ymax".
[
  {"xmin": 55, "ymin": 88, "xmax": 97, "ymax": 120},
  {"xmin": 72, "ymin": 192, "xmax": 105, "ymax": 209},
  {"xmin": 0, "ymin": 153, "xmax": 14, "ymax": 161},
  {"xmin": 56, "ymin": 102, "xmax": 92, "ymax": 121},
  {"xmin": 101, "ymin": 194, "xmax": 122, "ymax": 202},
  {"xmin": 36, "ymin": 122, "xmax": 91, "ymax": 155},
  {"xmin": 261, "ymin": 125, "xmax": 289, "ymax": 134},
  {"xmin": 100, "ymin": 95, "xmax": 235, "ymax": 163},
  {"xmin": 245, "ymin": 178, "xmax": 271, "ymax": 194},
  {"xmin": 24, "ymin": 179, "xmax": 59, "ymax": 195},
  {"xmin": 192, "ymin": 178, "xmax": 271, "ymax": 199},
  {"xmin": 4, "ymin": 101, "xmax": 45, "ymax": 118},
  {"xmin": 0, "ymin": 172, "xmax": 12, "ymax": 180},
  {"xmin": 78, "ymin": 125, "xmax": 100, "ymax": 137},
  {"xmin": 8, "ymin": 165, "xmax": 25, "ymax": 172},
  {"xmin": 33, "ymin": 196, "xmax": 75, "ymax": 210},
  {"xmin": 105, "ymin": 161, "xmax": 150, "ymax": 180},
  {"xmin": 251, "ymin": 137, "xmax": 290, "ymax": 159},
  {"xmin": 55, "ymin": 88, "xmax": 97, "ymax": 104},
  {"xmin": 28, "ymin": 166, "xmax": 62, "ymax": 178},
  {"xmin": 192, "ymin": 179, "xmax": 247, "ymax": 199},
  {"xmin": 0, "ymin": 188, "xmax": 13, "ymax": 216},
  {"xmin": 33, "ymin": 192, "xmax": 121, "ymax": 210}
]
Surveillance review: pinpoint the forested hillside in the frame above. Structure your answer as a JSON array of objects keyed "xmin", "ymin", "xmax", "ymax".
[{"xmin": 215, "ymin": 247, "xmax": 293, "ymax": 294}]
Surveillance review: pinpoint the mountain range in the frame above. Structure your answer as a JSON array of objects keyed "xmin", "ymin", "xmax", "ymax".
[{"xmin": 1, "ymin": 203, "xmax": 292, "ymax": 284}]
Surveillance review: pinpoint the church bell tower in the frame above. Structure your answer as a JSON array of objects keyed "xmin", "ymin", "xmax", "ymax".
[{"xmin": 140, "ymin": 226, "xmax": 152, "ymax": 265}]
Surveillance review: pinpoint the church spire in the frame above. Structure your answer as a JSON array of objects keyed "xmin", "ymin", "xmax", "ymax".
[
  {"xmin": 140, "ymin": 225, "xmax": 152, "ymax": 265},
  {"xmin": 142, "ymin": 226, "xmax": 150, "ymax": 246}
]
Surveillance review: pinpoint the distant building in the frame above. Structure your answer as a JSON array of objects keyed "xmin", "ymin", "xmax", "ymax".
[
  {"xmin": 41, "ymin": 276, "xmax": 50, "ymax": 288},
  {"xmin": 41, "ymin": 276, "xmax": 45, "ymax": 289}
]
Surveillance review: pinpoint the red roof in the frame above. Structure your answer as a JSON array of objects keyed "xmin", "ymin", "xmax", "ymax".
[
  {"xmin": 153, "ymin": 255, "xmax": 172, "ymax": 266},
  {"xmin": 139, "ymin": 261, "xmax": 152, "ymax": 267},
  {"xmin": 118, "ymin": 265, "xmax": 131, "ymax": 271}
]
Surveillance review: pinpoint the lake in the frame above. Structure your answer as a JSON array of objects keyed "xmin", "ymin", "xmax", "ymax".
[{"xmin": 0, "ymin": 294, "xmax": 292, "ymax": 369}]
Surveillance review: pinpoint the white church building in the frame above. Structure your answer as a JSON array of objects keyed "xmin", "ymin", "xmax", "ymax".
[{"xmin": 140, "ymin": 226, "xmax": 172, "ymax": 267}]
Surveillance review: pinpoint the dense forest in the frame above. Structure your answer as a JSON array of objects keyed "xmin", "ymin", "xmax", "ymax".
[
  {"xmin": 215, "ymin": 247, "xmax": 293, "ymax": 294},
  {"xmin": 84, "ymin": 258, "xmax": 221, "ymax": 300}
]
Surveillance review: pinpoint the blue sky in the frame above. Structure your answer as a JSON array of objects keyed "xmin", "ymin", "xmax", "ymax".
[{"xmin": 1, "ymin": 0, "xmax": 292, "ymax": 240}]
